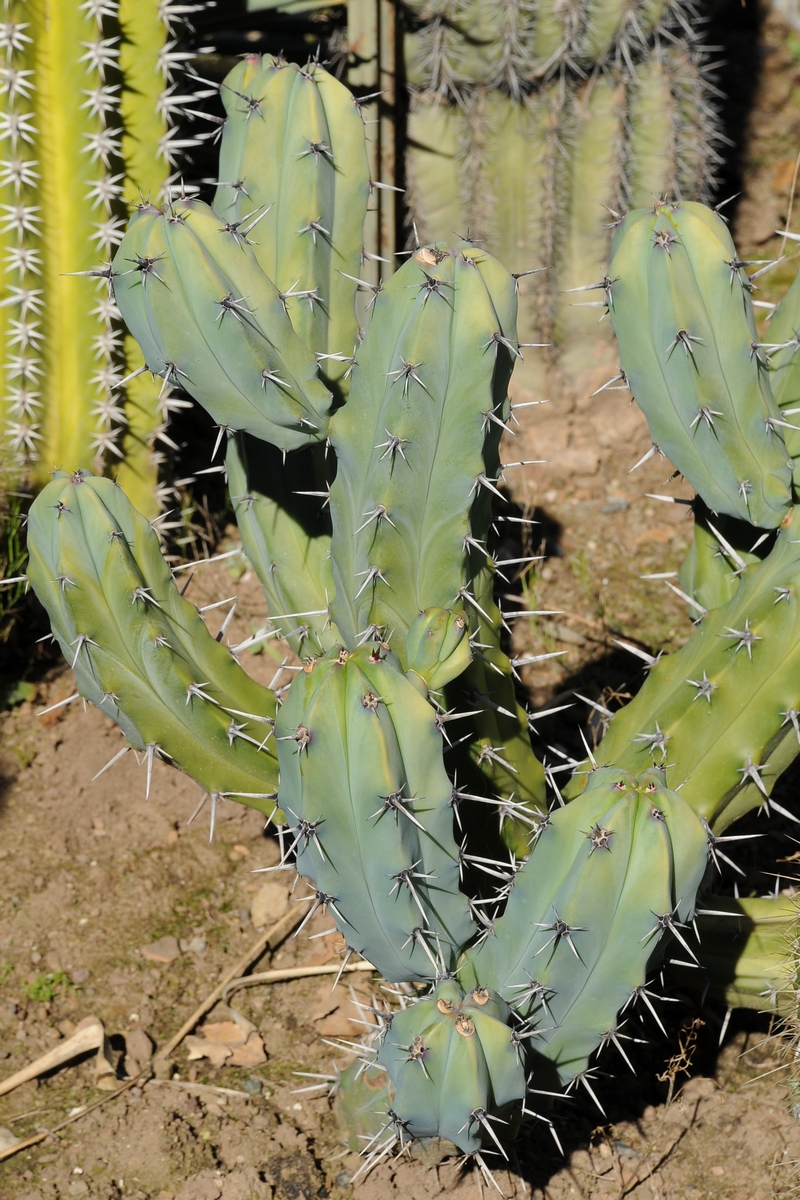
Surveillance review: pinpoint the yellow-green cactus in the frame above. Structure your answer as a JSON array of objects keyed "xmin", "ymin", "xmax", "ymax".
[{"xmin": 1, "ymin": 0, "xmax": 209, "ymax": 516}]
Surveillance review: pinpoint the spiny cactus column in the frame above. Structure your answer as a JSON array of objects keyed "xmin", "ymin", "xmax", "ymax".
[
  {"xmin": 360, "ymin": 768, "xmax": 707, "ymax": 1154},
  {"xmin": 212, "ymin": 52, "xmax": 372, "ymax": 401},
  {"xmin": 1, "ymin": 1, "xmax": 40, "ymax": 476},
  {"xmin": 406, "ymin": 36, "xmax": 722, "ymax": 391},
  {"xmin": 327, "ymin": 242, "xmax": 516, "ymax": 646},
  {"xmin": 1, "ymin": 0, "xmax": 210, "ymax": 515},
  {"xmin": 27, "ymin": 469, "xmax": 280, "ymax": 808},
  {"xmin": 765, "ymin": 264, "xmax": 800, "ymax": 485},
  {"xmin": 276, "ymin": 644, "xmax": 474, "ymax": 981},
  {"xmin": 460, "ymin": 768, "xmax": 708, "ymax": 1088},
  {"xmin": 563, "ymin": 203, "xmax": 800, "ymax": 835},
  {"xmin": 607, "ymin": 201, "xmax": 792, "ymax": 529},
  {"xmin": 402, "ymin": 0, "xmax": 690, "ymax": 93}
]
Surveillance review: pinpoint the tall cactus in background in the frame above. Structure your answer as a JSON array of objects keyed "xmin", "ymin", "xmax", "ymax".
[
  {"xmin": 405, "ymin": 4, "xmax": 723, "ymax": 390},
  {"xmin": 0, "ymin": 0, "xmax": 211, "ymax": 516},
  {"xmin": 20, "ymin": 53, "xmax": 800, "ymax": 1174}
]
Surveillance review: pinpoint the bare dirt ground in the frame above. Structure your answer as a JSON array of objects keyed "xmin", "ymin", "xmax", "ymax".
[
  {"xmin": 1, "ymin": 550, "xmax": 799, "ymax": 1200},
  {"xmin": 4, "ymin": 5, "xmax": 800, "ymax": 1198}
]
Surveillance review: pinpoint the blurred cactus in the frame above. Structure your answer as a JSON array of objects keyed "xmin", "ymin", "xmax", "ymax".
[
  {"xmin": 0, "ymin": 0, "xmax": 213, "ymax": 516},
  {"xmin": 673, "ymin": 894, "xmax": 799, "ymax": 1015},
  {"xmin": 405, "ymin": 17, "xmax": 723, "ymax": 390},
  {"xmin": 401, "ymin": 0, "xmax": 687, "ymax": 93},
  {"xmin": 21, "ymin": 50, "xmax": 800, "ymax": 1176}
]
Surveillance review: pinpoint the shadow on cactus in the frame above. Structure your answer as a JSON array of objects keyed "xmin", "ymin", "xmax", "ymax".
[{"xmin": 21, "ymin": 51, "xmax": 800, "ymax": 1184}]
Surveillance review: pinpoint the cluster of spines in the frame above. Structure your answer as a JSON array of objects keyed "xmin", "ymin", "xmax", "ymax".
[
  {"xmin": 400, "ymin": 0, "xmax": 700, "ymax": 97},
  {"xmin": 0, "ymin": 0, "xmax": 213, "ymax": 514},
  {"xmin": 401, "ymin": 0, "xmax": 707, "ymax": 98},
  {"xmin": 1, "ymin": 0, "xmax": 40, "ymax": 473}
]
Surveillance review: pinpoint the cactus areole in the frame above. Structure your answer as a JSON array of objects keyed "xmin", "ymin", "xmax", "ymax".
[{"xmin": 24, "ymin": 54, "xmax": 800, "ymax": 1171}]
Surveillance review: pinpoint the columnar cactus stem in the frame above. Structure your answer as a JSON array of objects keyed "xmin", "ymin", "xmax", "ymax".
[
  {"xmin": 213, "ymin": 54, "xmax": 371, "ymax": 401},
  {"xmin": 226, "ymin": 433, "xmax": 336, "ymax": 656},
  {"xmin": 1, "ymin": 0, "xmax": 210, "ymax": 515},
  {"xmin": 27, "ymin": 470, "xmax": 280, "ymax": 807},
  {"xmin": 1, "ymin": 1, "xmax": 42, "ymax": 472},
  {"xmin": 327, "ymin": 241, "xmax": 518, "ymax": 651},
  {"xmin": 565, "ymin": 508, "xmax": 800, "ymax": 833},
  {"xmin": 113, "ymin": 198, "xmax": 335, "ymax": 450},
  {"xmin": 405, "ymin": 32, "xmax": 722, "ymax": 389},
  {"xmin": 672, "ymin": 894, "xmax": 799, "ymax": 1015},
  {"xmin": 276, "ymin": 645, "xmax": 474, "ymax": 980},
  {"xmin": 460, "ymin": 768, "xmax": 708, "ymax": 1087},
  {"xmin": 607, "ymin": 201, "xmax": 793, "ymax": 529}
]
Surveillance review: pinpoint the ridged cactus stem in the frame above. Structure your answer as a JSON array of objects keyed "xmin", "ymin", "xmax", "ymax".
[
  {"xmin": 460, "ymin": 768, "xmax": 708, "ymax": 1087},
  {"xmin": 406, "ymin": 47, "xmax": 723, "ymax": 390},
  {"xmin": 672, "ymin": 895, "xmax": 800, "ymax": 1015},
  {"xmin": 607, "ymin": 201, "xmax": 792, "ymax": 528},
  {"xmin": 225, "ymin": 433, "xmax": 337, "ymax": 656},
  {"xmin": 115, "ymin": 0, "xmax": 204, "ymax": 511},
  {"xmin": 212, "ymin": 54, "xmax": 371, "ymax": 401},
  {"xmin": 27, "ymin": 470, "xmax": 281, "ymax": 808},
  {"xmin": 1, "ymin": 0, "xmax": 209, "ymax": 514},
  {"xmin": 275, "ymin": 645, "xmax": 474, "ymax": 981},
  {"xmin": 0, "ymin": 0, "xmax": 32, "ymax": 476},
  {"xmin": 327, "ymin": 241, "xmax": 519, "ymax": 650}
]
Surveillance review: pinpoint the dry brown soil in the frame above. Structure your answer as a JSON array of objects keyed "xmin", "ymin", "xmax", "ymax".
[{"xmin": 1, "ymin": 569, "xmax": 799, "ymax": 1200}]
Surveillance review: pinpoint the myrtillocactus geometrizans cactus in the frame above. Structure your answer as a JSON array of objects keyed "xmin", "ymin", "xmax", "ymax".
[{"xmin": 21, "ymin": 51, "xmax": 800, "ymax": 1171}]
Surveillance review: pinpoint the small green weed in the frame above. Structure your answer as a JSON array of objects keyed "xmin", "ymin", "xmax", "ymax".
[
  {"xmin": 0, "ymin": 483, "xmax": 29, "ymax": 643},
  {"xmin": 13, "ymin": 743, "xmax": 37, "ymax": 769},
  {"xmin": 23, "ymin": 971, "xmax": 74, "ymax": 1003},
  {"xmin": 1, "ymin": 679, "xmax": 36, "ymax": 710}
]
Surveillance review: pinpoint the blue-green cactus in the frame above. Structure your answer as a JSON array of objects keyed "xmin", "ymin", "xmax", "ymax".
[
  {"xmin": 22, "ymin": 50, "xmax": 800, "ymax": 1172},
  {"xmin": 565, "ymin": 506, "xmax": 800, "ymax": 834},
  {"xmin": 27, "ymin": 470, "xmax": 279, "ymax": 810},
  {"xmin": 461, "ymin": 767, "xmax": 708, "ymax": 1086},
  {"xmin": 275, "ymin": 644, "xmax": 474, "ymax": 981},
  {"xmin": 377, "ymin": 980, "xmax": 526, "ymax": 1153},
  {"xmin": 607, "ymin": 202, "xmax": 793, "ymax": 529},
  {"xmin": 112, "ymin": 199, "xmax": 335, "ymax": 451}
]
